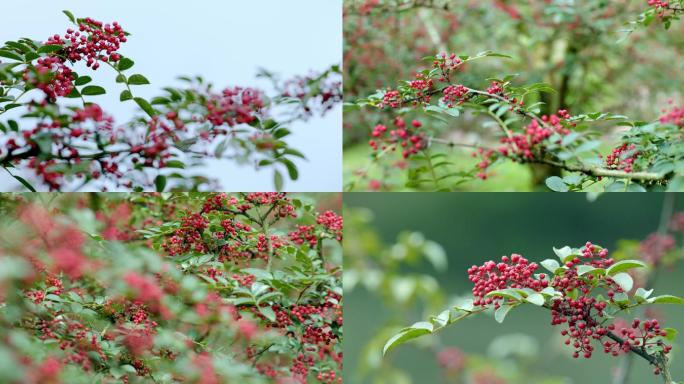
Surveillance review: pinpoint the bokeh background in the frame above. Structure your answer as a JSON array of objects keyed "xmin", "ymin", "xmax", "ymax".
[
  {"xmin": 0, "ymin": 0, "xmax": 342, "ymax": 191},
  {"xmin": 344, "ymin": 192, "xmax": 684, "ymax": 383}
]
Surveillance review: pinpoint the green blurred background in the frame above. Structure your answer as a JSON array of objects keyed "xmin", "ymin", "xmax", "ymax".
[{"xmin": 344, "ymin": 192, "xmax": 684, "ymax": 383}]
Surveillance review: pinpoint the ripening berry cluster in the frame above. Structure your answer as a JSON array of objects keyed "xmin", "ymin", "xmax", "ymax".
[
  {"xmin": 604, "ymin": 143, "xmax": 640, "ymax": 173},
  {"xmin": 368, "ymin": 117, "xmax": 426, "ymax": 159},
  {"xmin": 468, "ymin": 242, "xmax": 673, "ymax": 369},
  {"xmin": 204, "ymin": 87, "xmax": 264, "ymax": 127},
  {"xmin": 46, "ymin": 18, "xmax": 126, "ymax": 69},
  {"xmin": 659, "ymin": 104, "xmax": 684, "ymax": 127},
  {"xmin": 468, "ymin": 254, "xmax": 547, "ymax": 309},
  {"xmin": 499, "ymin": 110, "xmax": 573, "ymax": 160},
  {"xmin": 23, "ymin": 56, "xmax": 74, "ymax": 101},
  {"xmin": 26, "ymin": 17, "xmax": 126, "ymax": 101}
]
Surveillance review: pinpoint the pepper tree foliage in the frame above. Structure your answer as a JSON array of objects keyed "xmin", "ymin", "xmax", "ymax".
[
  {"xmin": 345, "ymin": 209, "xmax": 560, "ymax": 383},
  {"xmin": 343, "ymin": 0, "xmax": 684, "ymax": 192},
  {"xmin": 383, "ymin": 237, "xmax": 684, "ymax": 383},
  {"xmin": 0, "ymin": 192, "xmax": 343, "ymax": 383},
  {"xmin": 0, "ymin": 11, "xmax": 342, "ymax": 192}
]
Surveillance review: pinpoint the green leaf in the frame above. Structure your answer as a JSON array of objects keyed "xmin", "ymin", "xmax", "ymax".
[
  {"xmin": 81, "ymin": 86, "xmax": 106, "ymax": 96},
  {"xmin": 280, "ymin": 158, "xmax": 299, "ymax": 180},
  {"xmin": 635, "ymin": 288, "xmax": 654, "ymax": 302},
  {"xmin": 495, "ymin": 304, "xmax": 514, "ymax": 323},
  {"xmin": 485, "ymin": 289, "xmax": 521, "ymax": 301},
  {"xmin": 0, "ymin": 50, "xmax": 23, "ymax": 61},
  {"xmin": 62, "ymin": 10, "xmax": 76, "ymax": 23},
  {"xmin": 117, "ymin": 57, "xmax": 134, "ymax": 71},
  {"xmin": 553, "ymin": 246, "xmax": 574, "ymax": 262},
  {"xmin": 9, "ymin": 173, "xmax": 36, "ymax": 192},
  {"xmin": 540, "ymin": 259, "xmax": 560, "ymax": 273},
  {"xmin": 611, "ymin": 273, "xmax": 633, "ymax": 292},
  {"xmin": 37, "ymin": 45, "xmax": 63, "ymax": 54},
  {"xmin": 258, "ymin": 306, "xmax": 276, "ymax": 322},
  {"xmin": 525, "ymin": 293, "xmax": 545, "ymax": 306},
  {"xmin": 134, "ymin": 97, "xmax": 156, "ymax": 117},
  {"xmin": 273, "ymin": 170, "xmax": 284, "ymax": 191},
  {"xmin": 74, "ymin": 76, "xmax": 92, "ymax": 86},
  {"xmin": 576, "ymin": 265, "xmax": 605, "ymax": 276},
  {"xmin": 128, "ymin": 74, "xmax": 150, "ymax": 85},
  {"xmin": 120, "ymin": 90, "xmax": 133, "ymax": 102},
  {"xmin": 382, "ymin": 322, "xmax": 433, "ymax": 355},
  {"xmin": 606, "ymin": 260, "xmax": 647, "ymax": 275},
  {"xmin": 546, "ymin": 176, "xmax": 569, "ymax": 192},
  {"xmin": 649, "ymin": 295, "xmax": 684, "ymax": 305},
  {"xmin": 663, "ymin": 328, "xmax": 678, "ymax": 341},
  {"xmin": 154, "ymin": 175, "xmax": 166, "ymax": 192}
]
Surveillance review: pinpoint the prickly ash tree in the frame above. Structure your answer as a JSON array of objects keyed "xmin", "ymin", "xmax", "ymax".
[
  {"xmin": 0, "ymin": 11, "xmax": 341, "ymax": 192},
  {"xmin": 350, "ymin": 50, "xmax": 684, "ymax": 192},
  {"xmin": 384, "ymin": 243, "xmax": 683, "ymax": 383},
  {"xmin": 0, "ymin": 193, "xmax": 343, "ymax": 383}
]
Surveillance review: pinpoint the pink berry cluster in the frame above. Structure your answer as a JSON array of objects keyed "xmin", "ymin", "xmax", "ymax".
[
  {"xmin": 442, "ymin": 84, "xmax": 469, "ymax": 107},
  {"xmin": 25, "ymin": 17, "xmax": 126, "ymax": 101},
  {"xmin": 368, "ymin": 117, "xmax": 426, "ymax": 158},
  {"xmin": 289, "ymin": 210, "xmax": 344, "ymax": 247},
  {"xmin": 23, "ymin": 56, "xmax": 74, "ymax": 101},
  {"xmin": 499, "ymin": 110, "xmax": 572, "ymax": 160},
  {"xmin": 204, "ymin": 87, "xmax": 264, "ymax": 128},
  {"xmin": 468, "ymin": 242, "xmax": 673, "ymax": 370},
  {"xmin": 3, "ymin": 104, "xmax": 118, "ymax": 190},
  {"xmin": 640, "ymin": 233, "xmax": 675, "ymax": 264},
  {"xmin": 604, "ymin": 143, "xmax": 640, "ymax": 173},
  {"xmin": 281, "ymin": 72, "xmax": 343, "ymax": 117},
  {"xmin": 604, "ymin": 318, "xmax": 672, "ymax": 365},
  {"xmin": 45, "ymin": 17, "xmax": 126, "ymax": 69},
  {"xmin": 468, "ymin": 254, "xmax": 547, "ymax": 309},
  {"xmin": 472, "ymin": 147, "xmax": 496, "ymax": 180},
  {"xmin": 659, "ymin": 104, "xmax": 684, "ymax": 127}
]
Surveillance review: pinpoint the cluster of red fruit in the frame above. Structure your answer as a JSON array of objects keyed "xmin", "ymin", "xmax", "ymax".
[
  {"xmin": 604, "ymin": 143, "xmax": 640, "ymax": 173},
  {"xmin": 281, "ymin": 72, "xmax": 343, "ymax": 118},
  {"xmin": 468, "ymin": 253, "xmax": 547, "ymax": 309},
  {"xmin": 499, "ymin": 110, "xmax": 573, "ymax": 160},
  {"xmin": 204, "ymin": 87, "xmax": 264, "ymax": 128},
  {"xmin": 468, "ymin": 242, "xmax": 672, "ymax": 369},
  {"xmin": 27, "ymin": 17, "xmax": 126, "ymax": 101},
  {"xmin": 368, "ymin": 117, "xmax": 426, "ymax": 159}
]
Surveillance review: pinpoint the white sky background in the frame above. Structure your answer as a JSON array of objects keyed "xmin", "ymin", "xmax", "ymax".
[{"xmin": 0, "ymin": 0, "xmax": 342, "ymax": 191}]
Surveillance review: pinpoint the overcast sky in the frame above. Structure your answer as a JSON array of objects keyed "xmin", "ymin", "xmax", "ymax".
[{"xmin": 0, "ymin": 0, "xmax": 342, "ymax": 191}]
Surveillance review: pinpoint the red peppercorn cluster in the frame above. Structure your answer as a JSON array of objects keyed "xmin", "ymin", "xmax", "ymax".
[
  {"xmin": 659, "ymin": 103, "xmax": 684, "ymax": 127},
  {"xmin": 433, "ymin": 52, "xmax": 463, "ymax": 73},
  {"xmin": 23, "ymin": 56, "xmax": 74, "ymax": 101},
  {"xmin": 604, "ymin": 143, "xmax": 640, "ymax": 173},
  {"xmin": 379, "ymin": 89, "xmax": 401, "ymax": 108},
  {"xmin": 472, "ymin": 147, "xmax": 496, "ymax": 180},
  {"xmin": 468, "ymin": 254, "xmax": 547, "ymax": 309},
  {"xmin": 499, "ymin": 110, "xmax": 572, "ymax": 160},
  {"xmin": 468, "ymin": 242, "xmax": 673, "ymax": 368},
  {"xmin": 640, "ymin": 233, "xmax": 675, "ymax": 264},
  {"xmin": 317, "ymin": 210, "xmax": 344, "ymax": 242},
  {"xmin": 368, "ymin": 117, "xmax": 426, "ymax": 159},
  {"xmin": 603, "ymin": 318, "xmax": 672, "ymax": 362},
  {"xmin": 46, "ymin": 18, "xmax": 126, "ymax": 70},
  {"xmin": 442, "ymin": 84, "xmax": 469, "ymax": 107},
  {"xmin": 486, "ymin": 81, "xmax": 504, "ymax": 95},
  {"xmin": 204, "ymin": 87, "xmax": 264, "ymax": 127},
  {"xmin": 2, "ymin": 103, "xmax": 124, "ymax": 190},
  {"xmin": 281, "ymin": 71, "xmax": 343, "ymax": 118}
]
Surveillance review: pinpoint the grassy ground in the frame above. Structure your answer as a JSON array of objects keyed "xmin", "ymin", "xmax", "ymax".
[{"xmin": 344, "ymin": 143, "xmax": 536, "ymax": 191}]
